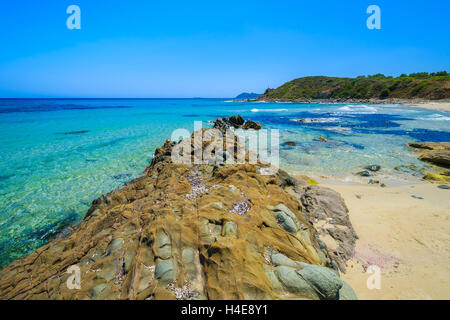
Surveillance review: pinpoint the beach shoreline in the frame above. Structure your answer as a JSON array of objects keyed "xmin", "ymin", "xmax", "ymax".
[
  {"xmin": 293, "ymin": 167, "xmax": 450, "ymax": 299},
  {"xmin": 319, "ymin": 181, "xmax": 450, "ymax": 299}
]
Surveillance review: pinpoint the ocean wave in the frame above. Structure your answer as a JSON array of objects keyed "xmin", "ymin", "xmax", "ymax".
[
  {"xmin": 336, "ymin": 105, "xmax": 378, "ymax": 114},
  {"xmin": 251, "ymin": 108, "xmax": 288, "ymax": 112},
  {"xmin": 323, "ymin": 126, "xmax": 352, "ymax": 133},
  {"xmin": 417, "ymin": 114, "xmax": 450, "ymax": 121},
  {"xmin": 289, "ymin": 117, "xmax": 340, "ymax": 123}
]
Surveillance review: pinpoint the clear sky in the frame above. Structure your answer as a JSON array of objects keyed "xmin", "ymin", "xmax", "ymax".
[{"xmin": 0, "ymin": 0, "xmax": 449, "ymax": 98}]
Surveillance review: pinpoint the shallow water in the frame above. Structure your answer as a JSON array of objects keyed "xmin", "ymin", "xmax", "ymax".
[{"xmin": 0, "ymin": 98, "xmax": 449, "ymax": 266}]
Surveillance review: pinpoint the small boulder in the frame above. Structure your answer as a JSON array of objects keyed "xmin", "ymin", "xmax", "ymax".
[
  {"xmin": 365, "ymin": 165, "xmax": 381, "ymax": 172},
  {"xmin": 228, "ymin": 115, "xmax": 245, "ymax": 128},
  {"xmin": 274, "ymin": 266, "xmax": 319, "ymax": 299},
  {"xmin": 296, "ymin": 264, "xmax": 343, "ymax": 300},
  {"xmin": 243, "ymin": 120, "xmax": 262, "ymax": 130},
  {"xmin": 419, "ymin": 150, "xmax": 450, "ymax": 169},
  {"xmin": 356, "ymin": 170, "xmax": 372, "ymax": 177}
]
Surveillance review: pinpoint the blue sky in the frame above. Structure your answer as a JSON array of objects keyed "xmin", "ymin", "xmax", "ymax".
[{"xmin": 0, "ymin": 0, "xmax": 449, "ymax": 98}]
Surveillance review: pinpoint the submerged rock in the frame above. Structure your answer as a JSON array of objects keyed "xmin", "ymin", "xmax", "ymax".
[
  {"xmin": 356, "ymin": 170, "xmax": 372, "ymax": 177},
  {"xmin": 407, "ymin": 142, "xmax": 450, "ymax": 151},
  {"xmin": 282, "ymin": 141, "xmax": 297, "ymax": 146},
  {"xmin": 0, "ymin": 124, "xmax": 356, "ymax": 300}
]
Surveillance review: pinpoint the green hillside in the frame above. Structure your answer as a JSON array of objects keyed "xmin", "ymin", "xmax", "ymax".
[{"xmin": 258, "ymin": 72, "xmax": 450, "ymax": 101}]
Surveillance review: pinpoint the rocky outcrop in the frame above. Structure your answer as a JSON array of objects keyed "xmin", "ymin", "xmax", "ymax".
[
  {"xmin": 408, "ymin": 141, "xmax": 450, "ymax": 170},
  {"xmin": 407, "ymin": 142, "xmax": 450, "ymax": 151},
  {"xmin": 296, "ymin": 186, "xmax": 358, "ymax": 273},
  {"xmin": 213, "ymin": 115, "xmax": 261, "ymax": 133},
  {"xmin": 0, "ymin": 127, "xmax": 356, "ymax": 300},
  {"xmin": 419, "ymin": 151, "xmax": 450, "ymax": 169}
]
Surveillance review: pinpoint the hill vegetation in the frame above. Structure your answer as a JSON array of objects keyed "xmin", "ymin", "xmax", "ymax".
[{"xmin": 258, "ymin": 72, "xmax": 450, "ymax": 101}]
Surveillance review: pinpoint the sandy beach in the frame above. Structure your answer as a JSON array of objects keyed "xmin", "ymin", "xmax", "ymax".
[
  {"xmin": 322, "ymin": 182, "xmax": 450, "ymax": 299},
  {"xmin": 407, "ymin": 102, "xmax": 450, "ymax": 112}
]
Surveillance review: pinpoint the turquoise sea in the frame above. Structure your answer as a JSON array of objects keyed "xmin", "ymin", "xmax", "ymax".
[{"xmin": 1, "ymin": 98, "xmax": 449, "ymax": 267}]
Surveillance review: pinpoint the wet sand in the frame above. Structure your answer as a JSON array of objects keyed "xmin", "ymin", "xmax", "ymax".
[{"xmin": 322, "ymin": 182, "xmax": 450, "ymax": 299}]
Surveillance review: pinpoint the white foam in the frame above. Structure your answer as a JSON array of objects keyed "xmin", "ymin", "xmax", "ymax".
[
  {"xmin": 336, "ymin": 105, "xmax": 378, "ymax": 114},
  {"xmin": 289, "ymin": 118, "xmax": 340, "ymax": 123},
  {"xmin": 251, "ymin": 108, "xmax": 288, "ymax": 112},
  {"xmin": 418, "ymin": 114, "xmax": 450, "ymax": 121}
]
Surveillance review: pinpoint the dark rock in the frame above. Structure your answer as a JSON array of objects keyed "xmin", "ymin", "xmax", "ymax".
[
  {"xmin": 407, "ymin": 142, "xmax": 450, "ymax": 151},
  {"xmin": 365, "ymin": 165, "xmax": 381, "ymax": 172},
  {"xmin": 438, "ymin": 185, "xmax": 450, "ymax": 190},
  {"xmin": 212, "ymin": 117, "xmax": 230, "ymax": 133},
  {"xmin": 242, "ymin": 120, "xmax": 262, "ymax": 130},
  {"xmin": 282, "ymin": 141, "xmax": 297, "ymax": 146},
  {"xmin": 213, "ymin": 115, "xmax": 261, "ymax": 132},
  {"xmin": 419, "ymin": 150, "xmax": 450, "ymax": 169},
  {"xmin": 60, "ymin": 130, "xmax": 89, "ymax": 135},
  {"xmin": 356, "ymin": 170, "xmax": 372, "ymax": 177},
  {"xmin": 276, "ymin": 169, "xmax": 303, "ymax": 188},
  {"xmin": 112, "ymin": 173, "xmax": 133, "ymax": 180},
  {"xmin": 228, "ymin": 115, "xmax": 244, "ymax": 127}
]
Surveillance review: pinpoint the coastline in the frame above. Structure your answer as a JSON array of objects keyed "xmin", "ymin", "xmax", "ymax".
[
  {"xmin": 247, "ymin": 98, "xmax": 450, "ymax": 113},
  {"xmin": 406, "ymin": 102, "xmax": 450, "ymax": 113}
]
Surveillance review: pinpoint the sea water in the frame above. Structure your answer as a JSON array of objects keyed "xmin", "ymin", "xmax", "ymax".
[{"xmin": 0, "ymin": 98, "xmax": 449, "ymax": 266}]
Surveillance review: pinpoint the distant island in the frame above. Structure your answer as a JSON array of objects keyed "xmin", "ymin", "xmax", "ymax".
[
  {"xmin": 235, "ymin": 92, "xmax": 261, "ymax": 99},
  {"xmin": 257, "ymin": 72, "xmax": 450, "ymax": 102}
]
